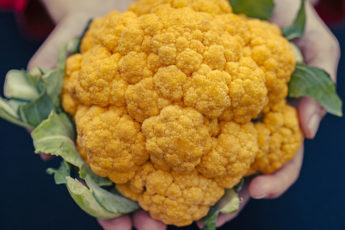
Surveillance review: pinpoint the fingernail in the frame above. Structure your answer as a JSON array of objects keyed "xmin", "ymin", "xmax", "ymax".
[
  {"xmin": 308, "ymin": 114, "xmax": 320, "ymax": 138},
  {"xmin": 252, "ymin": 193, "xmax": 267, "ymax": 199}
]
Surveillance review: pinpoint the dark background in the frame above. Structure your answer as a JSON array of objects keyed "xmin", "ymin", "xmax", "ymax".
[{"xmin": 1, "ymin": 12, "xmax": 344, "ymax": 230}]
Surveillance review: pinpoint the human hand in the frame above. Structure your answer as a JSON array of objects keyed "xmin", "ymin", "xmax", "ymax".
[{"xmin": 206, "ymin": 0, "xmax": 340, "ymax": 228}]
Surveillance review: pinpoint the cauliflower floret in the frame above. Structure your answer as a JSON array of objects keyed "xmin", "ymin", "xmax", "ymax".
[
  {"xmin": 125, "ymin": 78, "xmax": 170, "ymax": 122},
  {"xmin": 129, "ymin": 0, "xmax": 232, "ymax": 15},
  {"xmin": 75, "ymin": 106, "xmax": 148, "ymax": 184},
  {"xmin": 153, "ymin": 65, "xmax": 187, "ymax": 101},
  {"xmin": 117, "ymin": 163, "xmax": 224, "ymax": 226},
  {"xmin": 198, "ymin": 122, "xmax": 258, "ymax": 188},
  {"xmin": 247, "ymin": 19, "xmax": 296, "ymax": 106},
  {"xmin": 221, "ymin": 57, "xmax": 268, "ymax": 123},
  {"xmin": 142, "ymin": 105, "xmax": 212, "ymax": 173},
  {"xmin": 248, "ymin": 102, "xmax": 303, "ymax": 174},
  {"xmin": 184, "ymin": 69, "xmax": 231, "ymax": 118}
]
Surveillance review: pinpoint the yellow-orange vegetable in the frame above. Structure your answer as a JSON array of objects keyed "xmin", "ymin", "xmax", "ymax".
[{"xmin": 62, "ymin": 0, "xmax": 303, "ymax": 226}]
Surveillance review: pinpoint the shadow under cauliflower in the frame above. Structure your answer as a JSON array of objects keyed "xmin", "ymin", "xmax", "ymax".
[{"xmin": 62, "ymin": 0, "xmax": 303, "ymax": 226}]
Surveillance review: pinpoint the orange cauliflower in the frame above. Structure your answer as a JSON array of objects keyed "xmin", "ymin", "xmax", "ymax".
[{"xmin": 62, "ymin": 0, "xmax": 303, "ymax": 226}]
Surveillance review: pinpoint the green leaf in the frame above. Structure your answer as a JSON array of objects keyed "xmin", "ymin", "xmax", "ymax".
[
  {"xmin": 47, "ymin": 161, "xmax": 137, "ymax": 219},
  {"xmin": 85, "ymin": 175, "xmax": 139, "ymax": 214},
  {"xmin": 3, "ymin": 70, "xmax": 40, "ymax": 101},
  {"xmin": 229, "ymin": 0, "xmax": 274, "ymax": 20},
  {"xmin": 66, "ymin": 177, "xmax": 120, "ymax": 219},
  {"xmin": 79, "ymin": 164, "xmax": 113, "ymax": 187},
  {"xmin": 0, "ymin": 98, "xmax": 32, "ymax": 128},
  {"xmin": 40, "ymin": 69, "xmax": 64, "ymax": 107},
  {"xmin": 18, "ymin": 92, "xmax": 55, "ymax": 127},
  {"xmin": 282, "ymin": 0, "xmax": 306, "ymax": 40},
  {"xmin": 202, "ymin": 207, "xmax": 219, "ymax": 230},
  {"xmin": 47, "ymin": 161, "xmax": 71, "ymax": 184},
  {"xmin": 288, "ymin": 63, "xmax": 343, "ymax": 116},
  {"xmin": 31, "ymin": 112, "xmax": 84, "ymax": 167},
  {"xmin": 218, "ymin": 189, "xmax": 240, "ymax": 214}
]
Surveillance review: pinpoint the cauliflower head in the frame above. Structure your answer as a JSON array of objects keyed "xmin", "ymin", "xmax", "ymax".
[{"xmin": 62, "ymin": 0, "xmax": 303, "ymax": 226}]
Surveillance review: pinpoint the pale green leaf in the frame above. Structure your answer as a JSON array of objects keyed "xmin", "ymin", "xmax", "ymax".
[
  {"xmin": 219, "ymin": 189, "xmax": 240, "ymax": 214},
  {"xmin": 0, "ymin": 98, "xmax": 31, "ymax": 128},
  {"xmin": 31, "ymin": 112, "xmax": 84, "ymax": 168},
  {"xmin": 47, "ymin": 161, "xmax": 71, "ymax": 184},
  {"xmin": 85, "ymin": 175, "xmax": 139, "ymax": 214},
  {"xmin": 3, "ymin": 70, "xmax": 40, "ymax": 101},
  {"xmin": 66, "ymin": 177, "xmax": 120, "ymax": 219},
  {"xmin": 79, "ymin": 164, "xmax": 113, "ymax": 187}
]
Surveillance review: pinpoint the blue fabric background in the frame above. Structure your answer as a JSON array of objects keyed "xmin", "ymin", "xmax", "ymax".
[{"xmin": 0, "ymin": 12, "xmax": 344, "ymax": 230}]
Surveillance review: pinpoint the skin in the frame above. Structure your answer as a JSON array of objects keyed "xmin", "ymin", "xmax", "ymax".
[{"xmin": 29, "ymin": 0, "xmax": 340, "ymax": 229}]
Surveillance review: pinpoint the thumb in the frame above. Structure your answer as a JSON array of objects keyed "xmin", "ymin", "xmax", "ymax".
[
  {"xmin": 28, "ymin": 13, "xmax": 91, "ymax": 71},
  {"xmin": 298, "ymin": 97, "xmax": 326, "ymax": 139}
]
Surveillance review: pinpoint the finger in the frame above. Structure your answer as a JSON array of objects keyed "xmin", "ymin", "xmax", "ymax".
[
  {"xmin": 133, "ymin": 210, "xmax": 166, "ymax": 230},
  {"xmin": 28, "ymin": 13, "xmax": 91, "ymax": 70},
  {"xmin": 249, "ymin": 146, "xmax": 304, "ymax": 199},
  {"xmin": 97, "ymin": 216, "xmax": 132, "ymax": 230},
  {"xmin": 298, "ymin": 97, "xmax": 326, "ymax": 139},
  {"xmin": 40, "ymin": 153, "xmax": 53, "ymax": 161}
]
